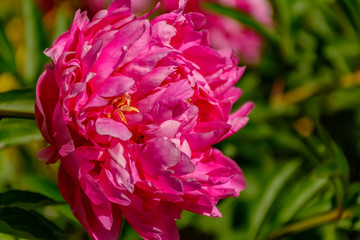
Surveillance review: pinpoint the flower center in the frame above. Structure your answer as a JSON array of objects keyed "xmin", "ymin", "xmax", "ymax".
[{"xmin": 107, "ymin": 92, "xmax": 139, "ymax": 124}]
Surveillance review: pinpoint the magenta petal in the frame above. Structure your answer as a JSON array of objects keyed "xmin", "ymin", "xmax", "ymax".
[
  {"xmin": 80, "ymin": 175, "xmax": 113, "ymax": 230},
  {"xmin": 121, "ymin": 198, "xmax": 180, "ymax": 240},
  {"xmin": 144, "ymin": 120, "xmax": 181, "ymax": 139},
  {"xmin": 176, "ymin": 192, "xmax": 222, "ymax": 217},
  {"xmin": 137, "ymin": 138, "xmax": 180, "ymax": 179},
  {"xmin": 35, "ymin": 69, "xmax": 59, "ymax": 145},
  {"xmin": 108, "ymin": 142, "xmax": 127, "ymax": 168},
  {"xmin": 108, "ymin": 0, "xmax": 131, "ymax": 13},
  {"xmin": 99, "ymin": 174, "xmax": 131, "ymax": 205},
  {"xmin": 81, "ymin": 40, "xmax": 103, "ymax": 75},
  {"xmin": 137, "ymin": 66, "xmax": 176, "ymax": 95},
  {"xmin": 186, "ymin": 121, "xmax": 231, "ymax": 150},
  {"xmin": 96, "ymin": 75, "xmax": 135, "ymax": 98},
  {"xmin": 219, "ymin": 101, "xmax": 255, "ymax": 141},
  {"xmin": 84, "ymin": 95, "xmax": 109, "ymax": 109},
  {"xmin": 58, "ymin": 164, "xmax": 122, "ymax": 240},
  {"xmin": 44, "ymin": 10, "xmax": 89, "ymax": 63},
  {"xmin": 52, "ymin": 102, "xmax": 75, "ymax": 157},
  {"xmin": 95, "ymin": 118, "xmax": 132, "ymax": 140},
  {"xmin": 37, "ymin": 145, "xmax": 59, "ymax": 163},
  {"xmin": 170, "ymin": 152, "xmax": 195, "ymax": 176},
  {"xmin": 105, "ymin": 156, "xmax": 133, "ymax": 192}
]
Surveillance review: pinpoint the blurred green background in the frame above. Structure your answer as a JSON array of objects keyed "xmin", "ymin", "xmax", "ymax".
[{"xmin": 0, "ymin": 0, "xmax": 360, "ymax": 239}]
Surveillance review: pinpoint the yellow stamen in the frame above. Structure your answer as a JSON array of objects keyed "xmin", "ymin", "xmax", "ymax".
[
  {"xmin": 116, "ymin": 110, "xmax": 128, "ymax": 124},
  {"xmin": 110, "ymin": 92, "xmax": 139, "ymax": 124},
  {"xmin": 120, "ymin": 105, "xmax": 140, "ymax": 113}
]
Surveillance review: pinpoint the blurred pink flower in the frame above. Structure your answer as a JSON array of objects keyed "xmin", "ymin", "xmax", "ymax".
[
  {"xmin": 36, "ymin": 0, "xmax": 112, "ymax": 18},
  {"xmin": 85, "ymin": 0, "xmax": 112, "ymax": 16},
  {"xmin": 35, "ymin": 0, "xmax": 253, "ymax": 239},
  {"xmin": 161, "ymin": 0, "xmax": 273, "ymax": 63},
  {"xmin": 131, "ymin": 0, "xmax": 156, "ymax": 13}
]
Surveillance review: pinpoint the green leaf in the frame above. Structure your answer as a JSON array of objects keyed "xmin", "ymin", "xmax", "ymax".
[
  {"xmin": 346, "ymin": 182, "xmax": 360, "ymax": 206},
  {"xmin": 0, "ymin": 118, "xmax": 41, "ymax": 148},
  {"xmin": 314, "ymin": 123, "xmax": 350, "ymax": 178},
  {"xmin": 0, "ymin": 88, "xmax": 36, "ymax": 119},
  {"xmin": 22, "ymin": 0, "xmax": 43, "ymax": 85},
  {"xmin": 0, "ymin": 190, "xmax": 62, "ymax": 209},
  {"xmin": 333, "ymin": 143, "xmax": 350, "ymax": 178},
  {"xmin": 248, "ymin": 160, "xmax": 301, "ymax": 239},
  {"xmin": 273, "ymin": 0, "xmax": 293, "ymax": 59},
  {"xmin": 22, "ymin": 175, "xmax": 64, "ymax": 202},
  {"xmin": 294, "ymin": 198, "xmax": 333, "ymax": 220},
  {"xmin": 276, "ymin": 177, "xmax": 328, "ymax": 225},
  {"xmin": 0, "ymin": 26, "xmax": 16, "ymax": 75},
  {"xmin": 340, "ymin": 0, "xmax": 360, "ymax": 33},
  {"xmin": 203, "ymin": 2, "xmax": 279, "ymax": 45},
  {"xmin": 192, "ymin": 198, "xmax": 241, "ymax": 240},
  {"xmin": 0, "ymin": 207, "xmax": 61, "ymax": 240}
]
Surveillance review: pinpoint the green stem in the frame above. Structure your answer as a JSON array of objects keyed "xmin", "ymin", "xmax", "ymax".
[{"xmin": 265, "ymin": 209, "xmax": 354, "ymax": 240}]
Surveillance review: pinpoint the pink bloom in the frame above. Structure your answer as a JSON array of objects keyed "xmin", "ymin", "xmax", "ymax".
[
  {"xmin": 36, "ymin": 0, "xmax": 112, "ymax": 18},
  {"xmin": 85, "ymin": 0, "xmax": 112, "ymax": 16},
  {"xmin": 35, "ymin": 0, "xmax": 253, "ymax": 239},
  {"xmin": 131, "ymin": 0, "xmax": 156, "ymax": 14},
  {"xmin": 161, "ymin": 0, "xmax": 273, "ymax": 63}
]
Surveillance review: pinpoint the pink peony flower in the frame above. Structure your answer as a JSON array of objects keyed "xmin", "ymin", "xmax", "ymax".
[
  {"xmin": 35, "ymin": 0, "xmax": 254, "ymax": 239},
  {"xmin": 161, "ymin": 0, "xmax": 273, "ymax": 64}
]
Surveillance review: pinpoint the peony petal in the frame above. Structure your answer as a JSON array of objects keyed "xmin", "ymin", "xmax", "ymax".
[
  {"xmin": 219, "ymin": 101, "xmax": 255, "ymax": 141},
  {"xmin": 58, "ymin": 164, "xmax": 122, "ymax": 240},
  {"xmin": 185, "ymin": 121, "xmax": 231, "ymax": 151},
  {"xmin": 121, "ymin": 197, "xmax": 180, "ymax": 240},
  {"xmin": 108, "ymin": 0, "xmax": 131, "ymax": 13},
  {"xmin": 96, "ymin": 75, "xmax": 135, "ymax": 98},
  {"xmin": 95, "ymin": 118, "xmax": 132, "ymax": 140}
]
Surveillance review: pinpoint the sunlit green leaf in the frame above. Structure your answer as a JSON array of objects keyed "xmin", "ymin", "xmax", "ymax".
[
  {"xmin": 22, "ymin": 0, "xmax": 43, "ymax": 85},
  {"xmin": 0, "ymin": 118, "xmax": 41, "ymax": 148},
  {"xmin": 22, "ymin": 175, "xmax": 63, "ymax": 202},
  {"xmin": 0, "ymin": 88, "xmax": 35, "ymax": 119}
]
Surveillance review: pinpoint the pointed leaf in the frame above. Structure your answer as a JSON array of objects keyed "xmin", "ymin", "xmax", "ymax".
[
  {"xmin": 248, "ymin": 160, "xmax": 301, "ymax": 239},
  {"xmin": 276, "ymin": 177, "xmax": 328, "ymax": 225}
]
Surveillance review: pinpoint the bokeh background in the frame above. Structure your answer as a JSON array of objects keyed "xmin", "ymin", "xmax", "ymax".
[{"xmin": 0, "ymin": 0, "xmax": 360, "ymax": 239}]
